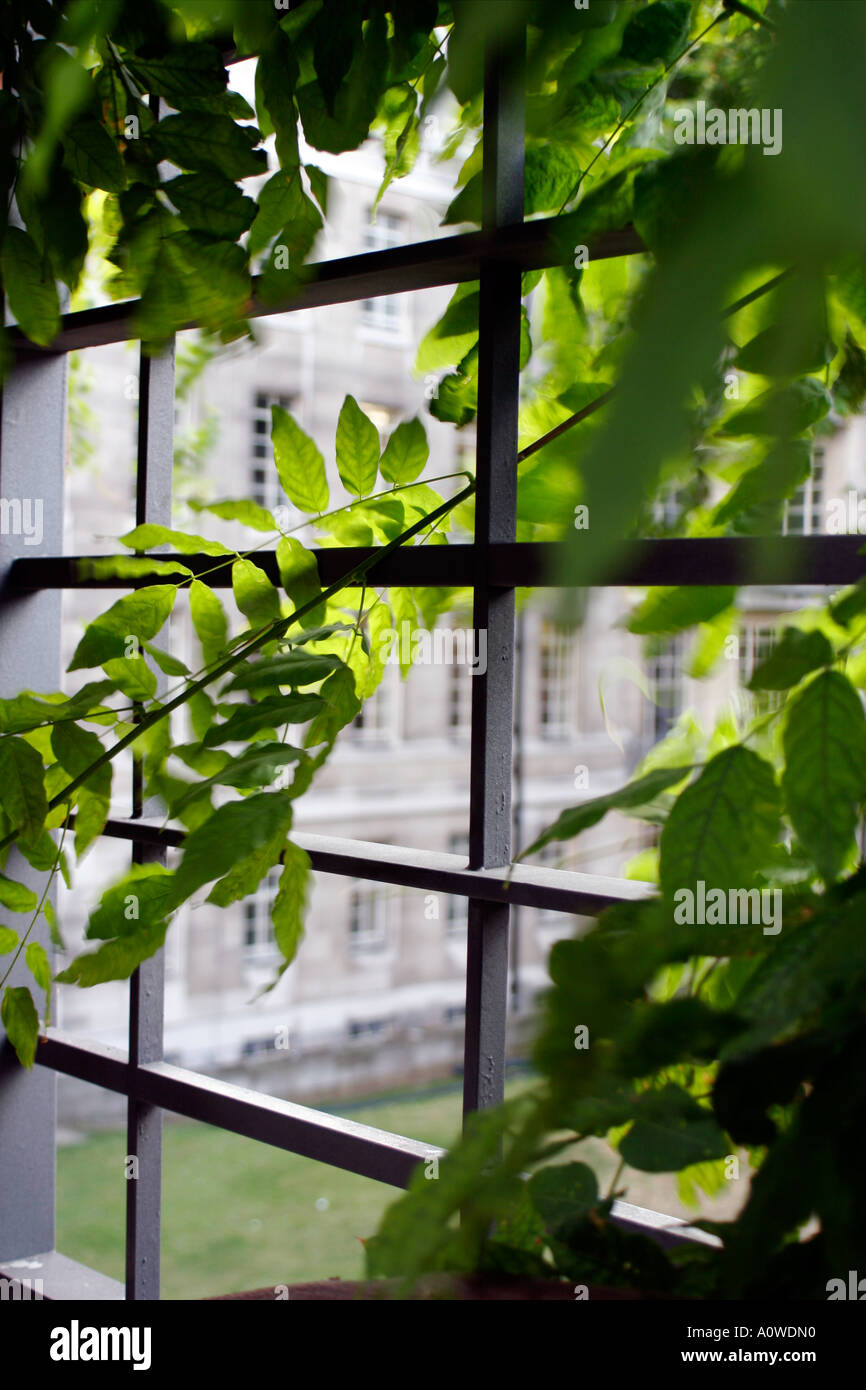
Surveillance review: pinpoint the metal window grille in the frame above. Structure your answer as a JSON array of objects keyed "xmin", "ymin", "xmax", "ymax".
[{"xmin": 1, "ymin": 23, "xmax": 860, "ymax": 1300}]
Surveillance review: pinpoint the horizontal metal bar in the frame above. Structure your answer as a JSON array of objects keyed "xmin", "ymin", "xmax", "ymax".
[
  {"xmin": 97, "ymin": 820, "xmax": 650, "ymax": 916},
  {"xmin": 9, "ymin": 534, "xmax": 864, "ymax": 593},
  {"xmin": 0, "ymin": 1250, "xmax": 125, "ymax": 1300},
  {"xmin": 10, "ymin": 222, "xmax": 644, "ymax": 357},
  {"xmin": 37, "ymin": 1031, "xmax": 442, "ymax": 1189}
]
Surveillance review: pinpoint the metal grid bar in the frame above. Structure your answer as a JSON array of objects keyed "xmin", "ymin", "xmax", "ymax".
[
  {"xmin": 91, "ymin": 819, "xmax": 652, "ymax": 916},
  {"xmin": 10, "ymin": 533, "xmax": 863, "ymax": 593},
  {"xmin": 463, "ymin": 25, "xmax": 524, "ymax": 1121},
  {"xmin": 7, "ymin": 221, "xmax": 643, "ymax": 357},
  {"xmin": 37, "ymin": 1032, "xmax": 442, "ymax": 1189},
  {"xmin": 125, "ymin": 342, "xmax": 175, "ymax": 1300}
]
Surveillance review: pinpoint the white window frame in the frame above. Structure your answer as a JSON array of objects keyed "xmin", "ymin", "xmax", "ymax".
[
  {"xmin": 242, "ymin": 867, "xmax": 282, "ymax": 960},
  {"xmin": 251, "ymin": 391, "xmax": 299, "ymax": 516},
  {"xmin": 348, "ymin": 883, "xmax": 391, "ymax": 954},
  {"xmin": 538, "ymin": 619, "xmax": 577, "ymax": 740},
  {"xmin": 359, "ymin": 211, "xmax": 408, "ymax": 341},
  {"xmin": 783, "ymin": 446, "xmax": 825, "ymax": 536}
]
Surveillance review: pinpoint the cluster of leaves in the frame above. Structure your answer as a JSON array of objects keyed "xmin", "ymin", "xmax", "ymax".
[
  {"xmin": 365, "ymin": 0, "xmax": 866, "ymax": 1298},
  {"xmin": 0, "ymin": 398, "xmax": 465, "ymax": 1066}
]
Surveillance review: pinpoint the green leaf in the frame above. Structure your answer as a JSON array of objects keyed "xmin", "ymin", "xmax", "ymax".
[
  {"xmin": 169, "ymin": 792, "xmax": 295, "ymax": 906},
  {"xmin": 125, "ymin": 44, "xmax": 229, "ymax": 110},
  {"xmin": 256, "ymin": 26, "xmax": 300, "ymax": 169},
  {"xmin": 141, "ymin": 641, "xmax": 189, "ymax": 678},
  {"xmin": 1, "ymin": 226, "xmax": 60, "ymax": 346},
  {"xmin": 619, "ymin": 1085, "xmax": 728, "ymax": 1174},
  {"xmin": 0, "ymin": 927, "xmax": 19, "ymax": 954},
  {"xmin": 164, "ymin": 172, "xmax": 256, "ymax": 239},
  {"xmin": 659, "ymin": 747, "xmax": 781, "ymax": 900},
  {"xmin": 748, "ymin": 627, "xmax": 833, "ymax": 692},
  {"xmin": 26, "ymin": 941, "xmax": 52, "ymax": 1016},
  {"xmin": 519, "ymin": 765, "xmax": 692, "ymax": 860},
  {"xmin": 202, "ymin": 693, "xmax": 325, "ymax": 746},
  {"xmin": 296, "ymin": 9, "xmax": 388, "ymax": 154},
  {"xmin": 270, "ymin": 840, "xmax": 311, "ymax": 977},
  {"xmin": 0, "ymin": 682, "xmax": 116, "ymax": 736},
  {"xmin": 231, "ymin": 559, "xmax": 282, "ymax": 628},
  {"xmin": 50, "ymin": 722, "xmax": 111, "ymax": 856},
  {"xmin": 621, "ymin": 0, "xmax": 691, "ymax": 64},
  {"xmin": 713, "ymin": 441, "xmax": 812, "ymax": 527},
  {"xmin": 149, "ymin": 113, "xmax": 267, "ymax": 180},
  {"xmin": 335, "ymin": 395, "xmax": 380, "ymax": 497},
  {"xmin": 304, "ymin": 665, "xmax": 361, "ymax": 749},
  {"xmin": 527, "ymin": 1162, "xmax": 599, "ymax": 1233},
  {"xmin": 0, "ymin": 736, "xmax": 48, "ymax": 849},
  {"xmin": 627, "ymin": 587, "xmax": 736, "ymax": 637},
  {"xmin": 782, "ymin": 671, "xmax": 866, "ymax": 883},
  {"xmin": 56, "ymin": 922, "xmax": 168, "ymax": 987},
  {"xmin": 76, "ymin": 556, "xmax": 193, "ymax": 581},
  {"xmin": 0, "ymin": 874, "xmax": 38, "ymax": 913},
  {"xmin": 1, "ymin": 986, "xmax": 39, "ymax": 1067},
  {"xmin": 85, "ymin": 864, "xmax": 176, "ymax": 941},
  {"xmin": 276, "ymin": 537, "xmax": 325, "ymax": 622},
  {"xmin": 169, "ymin": 743, "xmax": 307, "ymax": 813},
  {"xmin": 192, "ymin": 499, "xmax": 276, "ymax": 532},
  {"xmin": 271, "ymin": 405, "xmax": 329, "ymax": 513},
  {"xmin": 416, "ymin": 284, "xmax": 478, "ymax": 373},
  {"xmin": 380, "ymin": 417, "xmax": 429, "ymax": 485},
  {"xmin": 190, "ymin": 580, "xmax": 229, "ymax": 667},
  {"xmin": 102, "ymin": 656, "xmax": 157, "ymax": 701},
  {"xmin": 62, "ymin": 118, "xmax": 125, "ymax": 192},
  {"xmin": 68, "ymin": 586, "xmax": 177, "ymax": 670},
  {"xmin": 718, "ymin": 379, "xmax": 832, "ymax": 439},
  {"xmin": 248, "ymin": 171, "xmax": 321, "ymax": 261},
  {"xmin": 42, "ymin": 899, "xmax": 64, "ymax": 951},
  {"xmin": 224, "ymin": 651, "xmax": 342, "ymax": 693}
]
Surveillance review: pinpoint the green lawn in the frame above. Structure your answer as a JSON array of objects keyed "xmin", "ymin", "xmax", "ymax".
[
  {"xmin": 57, "ymin": 1078, "xmax": 743, "ymax": 1299},
  {"xmin": 57, "ymin": 1082, "xmax": 475, "ymax": 1299}
]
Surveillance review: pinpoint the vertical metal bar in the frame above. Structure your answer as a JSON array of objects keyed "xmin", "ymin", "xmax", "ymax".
[
  {"xmin": 510, "ymin": 608, "xmax": 526, "ymax": 1014},
  {"xmin": 0, "ymin": 353, "xmax": 66, "ymax": 1259},
  {"xmin": 125, "ymin": 342, "xmax": 174, "ymax": 1299},
  {"xmin": 463, "ymin": 18, "xmax": 525, "ymax": 1122}
]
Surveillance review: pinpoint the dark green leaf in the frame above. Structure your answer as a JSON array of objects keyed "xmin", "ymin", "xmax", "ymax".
[
  {"xmin": 627, "ymin": 586, "xmax": 736, "ymax": 636},
  {"xmin": 782, "ymin": 671, "xmax": 866, "ymax": 882},
  {"xmin": 202, "ymin": 693, "xmax": 325, "ymax": 746},
  {"xmin": 0, "ymin": 874, "xmax": 38, "ymax": 913},
  {"xmin": 1, "ymin": 986, "xmax": 39, "ymax": 1067},
  {"xmin": 748, "ymin": 627, "xmax": 833, "ymax": 691},
  {"xmin": 0, "ymin": 736, "xmax": 48, "ymax": 849},
  {"xmin": 149, "ymin": 114, "xmax": 267, "ymax": 180},
  {"xmin": 519, "ymin": 764, "xmax": 692, "ymax": 860},
  {"xmin": 164, "ymin": 172, "xmax": 256, "ymax": 239},
  {"xmin": 619, "ymin": 1085, "xmax": 728, "ymax": 1173},
  {"xmin": 1, "ymin": 226, "xmax": 60, "ymax": 346},
  {"xmin": 62, "ymin": 118, "xmax": 126, "ymax": 193},
  {"xmin": 169, "ymin": 792, "xmax": 295, "ymax": 906},
  {"xmin": 659, "ymin": 747, "xmax": 781, "ymax": 900}
]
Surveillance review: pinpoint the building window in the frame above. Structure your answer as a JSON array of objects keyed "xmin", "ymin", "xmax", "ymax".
[
  {"xmin": 445, "ymin": 832, "xmax": 469, "ymax": 936},
  {"xmin": 539, "ymin": 619, "xmax": 576, "ymax": 739},
  {"xmin": 241, "ymin": 1035, "xmax": 278, "ymax": 1058},
  {"xmin": 251, "ymin": 392, "xmax": 296, "ymax": 512},
  {"xmin": 349, "ymin": 884, "xmax": 390, "ymax": 954},
  {"xmin": 243, "ymin": 868, "xmax": 281, "ymax": 959},
  {"xmin": 739, "ymin": 624, "xmax": 780, "ymax": 717},
  {"xmin": 347, "ymin": 1017, "xmax": 393, "ymax": 1041},
  {"xmin": 360, "ymin": 211, "xmax": 406, "ymax": 336},
  {"xmin": 447, "ymin": 655, "xmax": 472, "ymax": 739},
  {"xmin": 784, "ymin": 446, "xmax": 825, "ymax": 535},
  {"xmin": 647, "ymin": 635, "xmax": 685, "ymax": 743}
]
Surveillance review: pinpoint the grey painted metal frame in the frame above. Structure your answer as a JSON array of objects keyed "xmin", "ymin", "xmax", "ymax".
[
  {"xmin": 125, "ymin": 343, "xmax": 175, "ymax": 1300},
  {"xmin": 0, "ymin": 352, "xmax": 66, "ymax": 1263}
]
